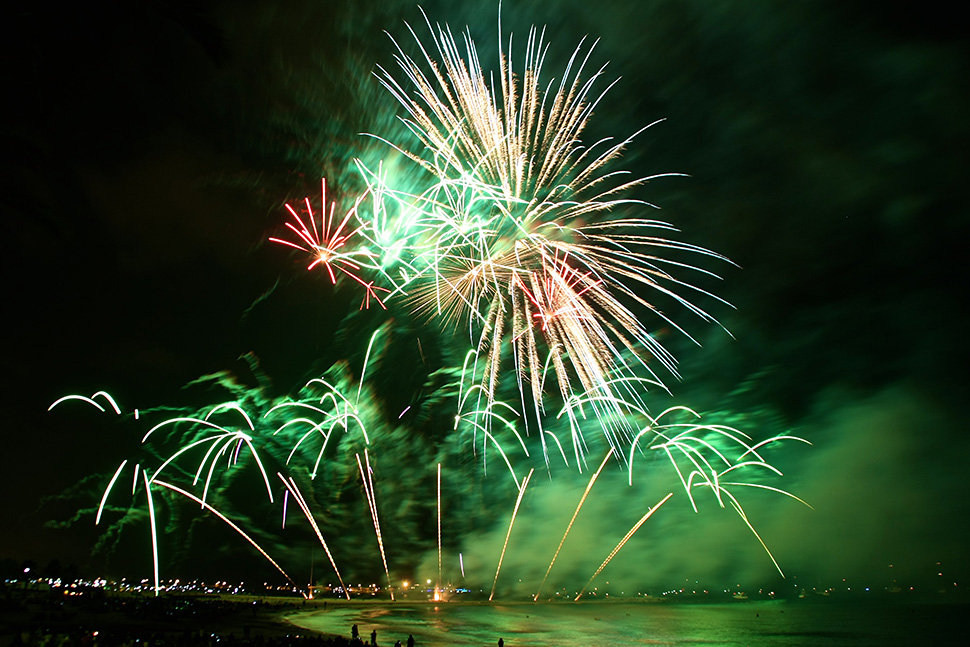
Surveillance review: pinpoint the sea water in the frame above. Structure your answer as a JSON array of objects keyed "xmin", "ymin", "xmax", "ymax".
[{"xmin": 287, "ymin": 599, "xmax": 964, "ymax": 646}]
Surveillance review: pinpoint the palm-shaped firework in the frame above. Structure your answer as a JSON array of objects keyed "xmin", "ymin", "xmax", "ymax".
[{"xmin": 50, "ymin": 391, "xmax": 305, "ymax": 596}]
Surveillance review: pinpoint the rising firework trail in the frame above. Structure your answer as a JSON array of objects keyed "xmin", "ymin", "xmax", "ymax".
[
  {"xmin": 436, "ymin": 462, "xmax": 442, "ymax": 598},
  {"xmin": 534, "ymin": 448, "xmax": 614, "ymax": 601},
  {"xmin": 489, "ymin": 468, "xmax": 534, "ymax": 601},
  {"xmin": 575, "ymin": 492, "xmax": 674, "ymax": 601}
]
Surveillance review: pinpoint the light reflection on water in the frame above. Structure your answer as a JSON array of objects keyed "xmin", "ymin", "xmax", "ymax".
[{"xmin": 287, "ymin": 600, "xmax": 962, "ymax": 647}]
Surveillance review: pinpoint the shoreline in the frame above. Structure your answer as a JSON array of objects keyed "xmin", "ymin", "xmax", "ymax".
[{"xmin": 4, "ymin": 589, "xmax": 966, "ymax": 647}]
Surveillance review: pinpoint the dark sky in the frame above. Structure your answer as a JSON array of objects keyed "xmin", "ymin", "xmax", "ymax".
[{"xmin": 2, "ymin": 0, "xmax": 968, "ymax": 595}]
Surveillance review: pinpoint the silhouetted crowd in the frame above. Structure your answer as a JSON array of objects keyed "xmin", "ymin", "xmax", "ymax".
[
  {"xmin": 1, "ymin": 587, "xmax": 350, "ymax": 647},
  {"xmin": 1, "ymin": 587, "xmax": 505, "ymax": 647},
  {"xmin": 8, "ymin": 627, "xmax": 350, "ymax": 647}
]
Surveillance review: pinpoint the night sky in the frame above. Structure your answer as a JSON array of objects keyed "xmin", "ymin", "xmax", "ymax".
[{"xmin": 3, "ymin": 0, "xmax": 968, "ymax": 596}]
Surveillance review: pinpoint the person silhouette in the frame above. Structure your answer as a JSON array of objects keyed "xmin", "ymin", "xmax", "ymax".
[
  {"xmin": 352, "ymin": 624, "xmax": 359, "ymax": 641},
  {"xmin": 498, "ymin": 639, "xmax": 504, "ymax": 647},
  {"xmin": 371, "ymin": 630, "xmax": 377, "ymax": 646},
  {"xmin": 407, "ymin": 634, "xmax": 414, "ymax": 647}
]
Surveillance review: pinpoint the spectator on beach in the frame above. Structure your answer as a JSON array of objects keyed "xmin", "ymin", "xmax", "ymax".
[
  {"xmin": 407, "ymin": 634, "xmax": 414, "ymax": 647},
  {"xmin": 352, "ymin": 624, "xmax": 359, "ymax": 641},
  {"xmin": 498, "ymin": 638, "xmax": 504, "ymax": 647},
  {"xmin": 371, "ymin": 630, "xmax": 377, "ymax": 646},
  {"xmin": 393, "ymin": 641, "xmax": 401, "ymax": 647}
]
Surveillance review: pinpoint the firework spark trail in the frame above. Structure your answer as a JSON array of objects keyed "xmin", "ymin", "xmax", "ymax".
[
  {"xmin": 95, "ymin": 458, "xmax": 161, "ymax": 597},
  {"xmin": 575, "ymin": 492, "xmax": 674, "ymax": 601},
  {"xmin": 489, "ymin": 468, "xmax": 534, "ymax": 601},
  {"xmin": 268, "ymin": 402, "xmax": 356, "ymax": 478},
  {"xmin": 277, "ymin": 473, "xmax": 350, "ymax": 600},
  {"xmin": 96, "ymin": 460, "xmax": 128, "ymax": 525},
  {"xmin": 268, "ymin": 329, "xmax": 381, "ymax": 478},
  {"xmin": 269, "ymin": 178, "xmax": 389, "ymax": 309},
  {"xmin": 626, "ymin": 407, "xmax": 812, "ymax": 510},
  {"xmin": 454, "ymin": 350, "xmax": 531, "ymax": 480},
  {"xmin": 268, "ymin": 388, "xmax": 374, "ymax": 477},
  {"xmin": 142, "ymin": 407, "xmax": 275, "ymax": 507},
  {"xmin": 282, "ymin": 490, "xmax": 288, "ymax": 529},
  {"xmin": 555, "ymin": 376, "xmax": 661, "ymax": 469},
  {"xmin": 356, "ymin": 330, "xmax": 382, "ymax": 407},
  {"xmin": 690, "ymin": 454, "xmax": 812, "ymax": 576},
  {"xmin": 356, "ymin": 451, "xmax": 394, "ymax": 600},
  {"xmin": 48, "ymin": 391, "xmax": 122, "ymax": 414},
  {"xmin": 533, "ymin": 448, "xmax": 614, "ymax": 601},
  {"xmin": 268, "ymin": 401, "xmax": 356, "ymax": 477},
  {"xmin": 143, "ymin": 472, "xmax": 160, "ymax": 597},
  {"xmin": 437, "ymin": 462, "xmax": 442, "ymax": 595},
  {"xmin": 155, "ymin": 479, "xmax": 303, "ymax": 595}
]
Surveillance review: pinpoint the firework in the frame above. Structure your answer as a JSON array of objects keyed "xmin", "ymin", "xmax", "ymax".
[
  {"xmin": 360, "ymin": 8, "xmax": 732, "ymax": 467},
  {"xmin": 49, "ymin": 366, "xmax": 808, "ymax": 600},
  {"xmin": 49, "ymin": 391, "xmax": 306, "ymax": 596},
  {"xmin": 270, "ymin": 178, "xmax": 390, "ymax": 309},
  {"xmin": 46, "ymin": 7, "xmax": 813, "ymax": 602},
  {"xmin": 48, "ymin": 392, "xmax": 165, "ymax": 595}
]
